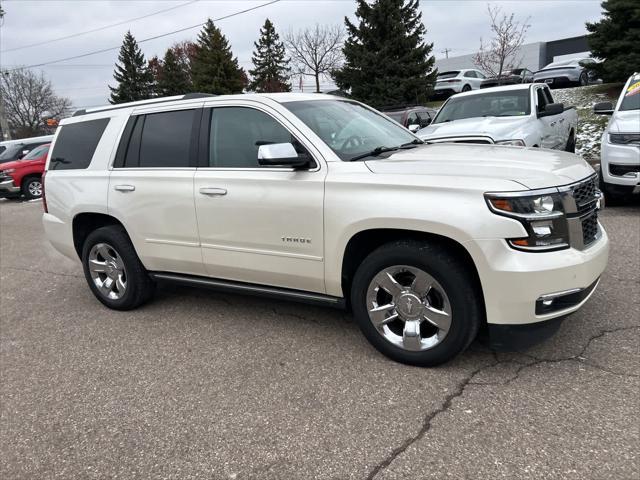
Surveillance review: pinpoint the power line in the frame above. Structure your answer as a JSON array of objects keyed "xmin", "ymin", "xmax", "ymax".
[
  {"xmin": 7, "ymin": 0, "xmax": 281, "ymax": 72},
  {"xmin": 1, "ymin": 0, "xmax": 200, "ymax": 53}
]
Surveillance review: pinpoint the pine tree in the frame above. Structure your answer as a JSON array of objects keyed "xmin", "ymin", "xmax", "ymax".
[
  {"xmin": 158, "ymin": 48, "xmax": 192, "ymax": 96},
  {"xmin": 109, "ymin": 31, "xmax": 154, "ymax": 104},
  {"xmin": 586, "ymin": 0, "xmax": 640, "ymax": 82},
  {"xmin": 191, "ymin": 19, "xmax": 246, "ymax": 94},
  {"xmin": 248, "ymin": 19, "xmax": 291, "ymax": 93},
  {"xmin": 333, "ymin": 0, "xmax": 437, "ymax": 108}
]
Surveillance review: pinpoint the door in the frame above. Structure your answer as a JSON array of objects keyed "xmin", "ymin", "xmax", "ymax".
[
  {"xmin": 535, "ymin": 87, "xmax": 560, "ymax": 149},
  {"xmin": 108, "ymin": 105, "xmax": 206, "ymax": 276},
  {"xmin": 194, "ymin": 105, "xmax": 326, "ymax": 293}
]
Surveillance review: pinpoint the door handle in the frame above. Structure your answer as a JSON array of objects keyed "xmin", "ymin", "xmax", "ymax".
[
  {"xmin": 550, "ymin": 121, "xmax": 557, "ymax": 127},
  {"xmin": 199, "ymin": 187, "xmax": 227, "ymax": 196},
  {"xmin": 559, "ymin": 118, "xmax": 565, "ymax": 123},
  {"xmin": 114, "ymin": 184, "xmax": 135, "ymax": 192}
]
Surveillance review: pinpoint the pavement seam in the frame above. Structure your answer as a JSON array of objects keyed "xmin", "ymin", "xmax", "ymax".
[
  {"xmin": 365, "ymin": 325, "xmax": 640, "ymax": 479},
  {"xmin": 364, "ymin": 358, "xmax": 500, "ymax": 480}
]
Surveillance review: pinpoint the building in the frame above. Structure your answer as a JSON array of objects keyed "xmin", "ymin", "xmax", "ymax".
[{"xmin": 435, "ymin": 35, "xmax": 591, "ymax": 74}]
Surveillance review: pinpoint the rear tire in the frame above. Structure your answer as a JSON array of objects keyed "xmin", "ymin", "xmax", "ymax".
[
  {"xmin": 22, "ymin": 176, "xmax": 43, "ymax": 200},
  {"xmin": 350, "ymin": 240, "xmax": 482, "ymax": 367},
  {"xmin": 82, "ymin": 226, "xmax": 155, "ymax": 310},
  {"xmin": 462, "ymin": 84, "xmax": 472, "ymax": 92}
]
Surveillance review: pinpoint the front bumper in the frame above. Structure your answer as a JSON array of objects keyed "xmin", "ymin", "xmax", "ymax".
[
  {"xmin": 0, "ymin": 178, "xmax": 20, "ymax": 197},
  {"xmin": 466, "ymin": 225, "xmax": 609, "ymax": 328},
  {"xmin": 601, "ymin": 138, "xmax": 640, "ymax": 190}
]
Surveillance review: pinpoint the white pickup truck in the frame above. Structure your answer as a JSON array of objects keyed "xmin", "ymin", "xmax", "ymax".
[{"xmin": 418, "ymin": 84, "xmax": 578, "ymax": 151}]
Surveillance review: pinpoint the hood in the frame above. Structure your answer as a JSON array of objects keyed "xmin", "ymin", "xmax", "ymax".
[
  {"xmin": 0, "ymin": 159, "xmax": 28, "ymax": 171},
  {"xmin": 364, "ymin": 144, "xmax": 594, "ymax": 190},
  {"xmin": 418, "ymin": 116, "xmax": 530, "ymax": 142},
  {"xmin": 610, "ymin": 110, "xmax": 640, "ymax": 133}
]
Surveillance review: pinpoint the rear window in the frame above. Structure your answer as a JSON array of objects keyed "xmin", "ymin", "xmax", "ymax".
[
  {"xmin": 437, "ymin": 71, "xmax": 460, "ymax": 80},
  {"xmin": 49, "ymin": 119, "xmax": 110, "ymax": 170}
]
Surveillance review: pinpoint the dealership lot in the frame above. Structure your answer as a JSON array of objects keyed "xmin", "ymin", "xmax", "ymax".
[{"xmin": 1, "ymin": 199, "xmax": 638, "ymax": 479}]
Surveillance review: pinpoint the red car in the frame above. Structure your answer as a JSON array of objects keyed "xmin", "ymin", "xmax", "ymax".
[{"xmin": 0, "ymin": 143, "xmax": 50, "ymax": 199}]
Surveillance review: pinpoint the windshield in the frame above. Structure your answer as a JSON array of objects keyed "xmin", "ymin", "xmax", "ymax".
[
  {"xmin": 22, "ymin": 143, "xmax": 50, "ymax": 160},
  {"xmin": 620, "ymin": 80, "xmax": 640, "ymax": 111},
  {"xmin": 433, "ymin": 90, "xmax": 531, "ymax": 124},
  {"xmin": 282, "ymin": 100, "xmax": 417, "ymax": 161},
  {"xmin": 437, "ymin": 71, "xmax": 459, "ymax": 80}
]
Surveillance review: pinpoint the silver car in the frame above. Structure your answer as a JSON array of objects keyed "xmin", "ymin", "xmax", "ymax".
[{"xmin": 533, "ymin": 57, "xmax": 598, "ymax": 88}]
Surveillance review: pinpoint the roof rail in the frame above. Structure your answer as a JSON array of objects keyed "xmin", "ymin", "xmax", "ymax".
[{"xmin": 72, "ymin": 93, "xmax": 218, "ymax": 117}]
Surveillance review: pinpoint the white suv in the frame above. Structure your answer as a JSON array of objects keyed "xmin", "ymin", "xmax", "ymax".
[
  {"xmin": 433, "ymin": 69, "xmax": 486, "ymax": 97},
  {"xmin": 42, "ymin": 93, "xmax": 608, "ymax": 366},
  {"xmin": 594, "ymin": 73, "xmax": 640, "ymax": 202}
]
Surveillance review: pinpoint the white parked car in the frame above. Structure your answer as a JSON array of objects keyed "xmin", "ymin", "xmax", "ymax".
[
  {"xmin": 433, "ymin": 69, "xmax": 486, "ymax": 98},
  {"xmin": 42, "ymin": 93, "xmax": 607, "ymax": 366},
  {"xmin": 533, "ymin": 57, "xmax": 599, "ymax": 88},
  {"xmin": 594, "ymin": 72, "xmax": 640, "ymax": 202},
  {"xmin": 418, "ymin": 84, "xmax": 578, "ymax": 151}
]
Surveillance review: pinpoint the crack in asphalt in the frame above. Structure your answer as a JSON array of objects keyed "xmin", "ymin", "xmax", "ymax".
[{"xmin": 365, "ymin": 325, "xmax": 640, "ymax": 479}]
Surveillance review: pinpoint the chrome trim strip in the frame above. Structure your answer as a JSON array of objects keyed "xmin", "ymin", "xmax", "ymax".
[
  {"xmin": 145, "ymin": 238, "xmax": 200, "ymax": 248},
  {"xmin": 150, "ymin": 272, "xmax": 344, "ymax": 307},
  {"xmin": 200, "ymin": 242, "xmax": 323, "ymax": 261},
  {"xmin": 535, "ymin": 279, "xmax": 601, "ymax": 318}
]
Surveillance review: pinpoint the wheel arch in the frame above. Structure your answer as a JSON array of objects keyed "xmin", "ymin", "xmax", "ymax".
[
  {"xmin": 72, "ymin": 212, "xmax": 127, "ymax": 259},
  {"xmin": 340, "ymin": 228, "xmax": 485, "ymax": 318}
]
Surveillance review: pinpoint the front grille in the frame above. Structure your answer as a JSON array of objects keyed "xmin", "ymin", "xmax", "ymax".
[
  {"xmin": 571, "ymin": 175, "xmax": 598, "ymax": 214},
  {"xmin": 582, "ymin": 212, "xmax": 599, "ymax": 246}
]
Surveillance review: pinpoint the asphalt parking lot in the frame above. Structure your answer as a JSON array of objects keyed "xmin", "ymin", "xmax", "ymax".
[{"xmin": 1, "ymin": 199, "xmax": 638, "ymax": 479}]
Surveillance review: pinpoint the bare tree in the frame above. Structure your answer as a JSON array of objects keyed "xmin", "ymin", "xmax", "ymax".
[
  {"xmin": 284, "ymin": 24, "xmax": 344, "ymax": 93},
  {"xmin": 473, "ymin": 5, "xmax": 530, "ymax": 80},
  {"xmin": 0, "ymin": 69, "xmax": 71, "ymax": 138}
]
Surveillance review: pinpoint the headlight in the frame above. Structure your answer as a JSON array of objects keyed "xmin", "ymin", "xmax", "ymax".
[
  {"xmin": 495, "ymin": 139, "xmax": 526, "ymax": 147},
  {"xmin": 1, "ymin": 169, "xmax": 15, "ymax": 174},
  {"xmin": 609, "ymin": 133, "xmax": 640, "ymax": 145},
  {"xmin": 485, "ymin": 190, "xmax": 569, "ymax": 251}
]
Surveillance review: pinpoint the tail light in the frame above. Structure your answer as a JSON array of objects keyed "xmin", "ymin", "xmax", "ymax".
[{"xmin": 42, "ymin": 171, "xmax": 48, "ymax": 213}]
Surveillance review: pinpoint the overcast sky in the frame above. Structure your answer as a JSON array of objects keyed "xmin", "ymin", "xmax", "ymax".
[{"xmin": 0, "ymin": 0, "xmax": 604, "ymax": 109}]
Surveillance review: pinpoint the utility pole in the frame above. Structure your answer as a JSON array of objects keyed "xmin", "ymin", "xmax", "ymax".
[
  {"xmin": 441, "ymin": 48, "xmax": 453, "ymax": 59},
  {"xmin": 0, "ymin": 72, "xmax": 11, "ymax": 141}
]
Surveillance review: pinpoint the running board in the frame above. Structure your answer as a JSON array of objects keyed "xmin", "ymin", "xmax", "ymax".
[{"xmin": 149, "ymin": 272, "xmax": 346, "ymax": 309}]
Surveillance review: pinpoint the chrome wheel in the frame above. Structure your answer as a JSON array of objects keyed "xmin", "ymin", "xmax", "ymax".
[
  {"xmin": 27, "ymin": 180, "xmax": 42, "ymax": 197},
  {"xmin": 88, "ymin": 243, "xmax": 127, "ymax": 300},
  {"xmin": 366, "ymin": 265, "xmax": 452, "ymax": 351}
]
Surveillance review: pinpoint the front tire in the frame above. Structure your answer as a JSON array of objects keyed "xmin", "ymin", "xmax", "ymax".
[
  {"xmin": 579, "ymin": 72, "xmax": 588, "ymax": 86},
  {"xmin": 565, "ymin": 130, "xmax": 576, "ymax": 153},
  {"xmin": 350, "ymin": 240, "xmax": 482, "ymax": 366},
  {"xmin": 22, "ymin": 176, "xmax": 43, "ymax": 199},
  {"xmin": 82, "ymin": 226, "xmax": 155, "ymax": 310}
]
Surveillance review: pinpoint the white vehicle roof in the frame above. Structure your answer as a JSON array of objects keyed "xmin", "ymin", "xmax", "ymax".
[
  {"xmin": 70, "ymin": 92, "xmax": 347, "ymax": 120},
  {"xmin": 0, "ymin": 134, "xmax": 54, "ymax": 147}
]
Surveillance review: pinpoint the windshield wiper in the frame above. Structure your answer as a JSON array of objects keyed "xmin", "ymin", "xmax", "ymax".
[
  {"xmin": 349, "ymin": 140, "xmax": 423, "ymax": 162},
  {"xmin": 349, "ymin": 146, "xmax": 400, "ymax": 162}
]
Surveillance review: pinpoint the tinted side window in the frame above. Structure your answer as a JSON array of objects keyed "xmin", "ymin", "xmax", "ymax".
[
  {"xmin": 137, "ymin": 109, "xmax": 195, "ymax": 168},
  {"xmin": 464, "ymin": 71, "xmax": 475, "ymax": 78},
  {"xmin": 209, "ymin": 107, "xmax": 293, "ymax": 168},
  {"xmin": 49, "ymin": 119, "xmax": 109, "ymax": 170}
]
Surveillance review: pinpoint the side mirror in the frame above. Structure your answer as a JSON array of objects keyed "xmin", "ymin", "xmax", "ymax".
[
  {"xmin": 420, "ymin": 118, "xmax": 432, "ymax": 128},
  {"xmin": 538, "ymin": 102, "xmax": 564, "ymax": 118},
  {"xmin": 408, "ymin": 124, "xmax": 420, "ymax": 133},
  {"xmin": 593, "ymin": 101, "xmax": 614, "ymax": 115},
  {"xmin": 17, "ymin": 149, "xmax": 29, "ymax": 159},
  {"xmin": 257, "ymin": 143, "xmax": 311, "ymax": 168}
]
